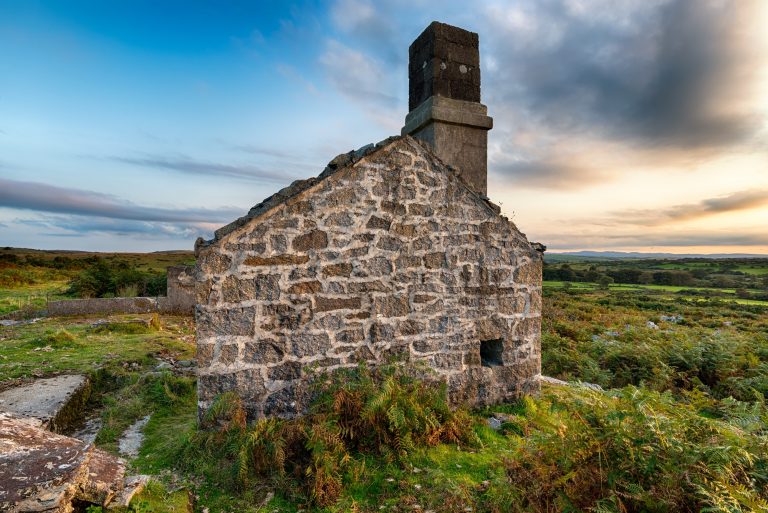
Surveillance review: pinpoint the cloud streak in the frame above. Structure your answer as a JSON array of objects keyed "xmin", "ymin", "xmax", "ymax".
[
  {"xmin": 543, "ymin": 230, "xmax": 768, "ymax": 250},
  {"xmin": 319, "ymin": 39, "xmax": 400, "ymax": 109},
  {"xmin": 605, "ymin": 189, "xmax": 768, "ymax": 226},
  {"xmin": 17, "ymin": 216, "xmax": 208, "ymax": 239},
  {"xmin": 0, "ymin": 178, "xmax": 242, "ymax": 223},
  {"xmin": 111, "ymin": 155, "xmax": 299, "ymax": 183},
  {"xmin": 330, "ymin": 0, "xmax": 401, "ymax": 64},
  {"xmin": 492, "ymin": 156, "xmax": 609, "ymax": 190}
]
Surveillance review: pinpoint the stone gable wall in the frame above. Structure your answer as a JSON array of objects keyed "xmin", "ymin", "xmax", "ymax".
[{"xmin": 195, "ymin": 137, "xmax": 542, "ymax": 419}]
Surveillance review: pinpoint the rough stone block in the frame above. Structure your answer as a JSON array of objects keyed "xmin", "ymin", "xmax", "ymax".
[
  {"xmin": 315, "ymin": 296, "xmax": 361, "ymax": 312},
  {"xmin": 372, "ymin": 295, "xmax": 410, "ymax": 318},
  {"xmin": 396, "ymin": 319, "xmax": 425, "ymax": 336},
  {"xmin": 222, "ymin": 274, "xmax": 281, "ymax": 302},
  {"xmin": 217, "ymin": 344, "xmax": 239, "ymax": 366},
  {"xmin": 366, "ymin": 215, "xmax": 392, "ymax": 230},
  {"xmin": 336, "ymin": 327, "xmax": 365, "ymax": 344},
  {"xmin": 242, "ymin": 340, "xmax": 285, "ymax": 364},
  {"xmin": 293, "ymin": 229, "xmax": 329, "ymax": 251},
  {"xmin": 377, "ymin": 236, "xmax": 402, "ymax": 251},
  {"xmin": 290, "ymin": 333, "xmax": 332, "ymax": 358},
  {"xmin": 268, "ymin": 361, "xmax": 303, "ymax": 381},
  {"xmin": 197, "ymin": 307, "xmax": 256, "ymax": 337},
  {"xmin": 514, "ymin": 259, "xmax": 542, "ymax": 283},
  {"xmin": 423, "ymin": 252, "xmax": 447, "ymax": 269},
  {"xmin": 287, "ymin": 280, "xmax": 322, "ymax": 294},
  {"xmin": 198, "ymin": 252, "xmax": 232, "ymax": 275},
  {"xmin": 260, "ymin": 303, "xmax": 311, "ymax": 330},
  {"xmin": 323, "ymin": 262, "xmax": 353, "ymax": 277},
  {"xmin": 244, "ymin": 254, "xmax": 309, "ymax": 266},
  {"xmin": 369, "ymin": 322, "xmax": 395, "ymax": 345}
]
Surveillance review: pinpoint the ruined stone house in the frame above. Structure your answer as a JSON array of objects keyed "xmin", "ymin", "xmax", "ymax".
[{"xmin": 195, "ymin": 22, "xmax": 544, "ymax": 420}]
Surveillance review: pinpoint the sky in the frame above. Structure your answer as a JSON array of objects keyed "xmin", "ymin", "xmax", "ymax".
[{"xmin": 1, "ymin": 0, "xmax": 767, "ymax": 254}]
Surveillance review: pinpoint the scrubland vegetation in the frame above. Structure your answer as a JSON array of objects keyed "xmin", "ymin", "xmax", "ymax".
[
  {"xmin": 0, "ymin": 248, "xmax": 194, "ymax": 314},
  {"xmin": 1, "ymin": 252, "xmax": 768, "ymax": 511},
  {"xmin": 544, "ymin": 256, "xmax": 768, "ymax": 302}
]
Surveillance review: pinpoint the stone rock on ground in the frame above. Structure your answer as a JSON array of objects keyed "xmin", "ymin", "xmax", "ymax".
[
  {"xmin": 0, "ymin": 411, "xmax": 126, "ymax": 512},
  {"xmin": 540, "ymin": 374, "xmax": 603, "ymax": 391},
  {"xmin": 77, "ymin": 448, "xmax": 126, "ymax": 506},
  {"xmin": 118, "ymin": 415, "xmax": 150, "ymax": 458},
  {"xmin": 0, "ymin": 375, "xmax": 90, "ymax": 433},
  {"xmin": 107, "ymin": 475, "xmax": 150, "ymax": 510}
]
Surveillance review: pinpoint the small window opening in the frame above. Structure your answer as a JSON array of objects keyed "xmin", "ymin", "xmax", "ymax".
[{"xmin": 480, "ymin": 339, "xmax": 504, "ymax": 367}]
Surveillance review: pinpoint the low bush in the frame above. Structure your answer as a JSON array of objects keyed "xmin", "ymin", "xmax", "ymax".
[
  {"xmin": 491, "ymin": 385, "xmax": 768, "ymax": 513},
  {"xmin": 187, "ymin": 364, "xmax": 479, "ymax": 507},
  {"xmin": 542, "ymin": 291, "xmax": 768, "ymax": 401},
  {"xmin": 68, "ymin": 258, "xmax": 166, "ymax": 298}
]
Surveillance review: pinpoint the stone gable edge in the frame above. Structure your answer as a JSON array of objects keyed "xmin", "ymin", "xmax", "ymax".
[{"xmin": 195, "ymin": 135, "xmax": 539, "ymax": 259}]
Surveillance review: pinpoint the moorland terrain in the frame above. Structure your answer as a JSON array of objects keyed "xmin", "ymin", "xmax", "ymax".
[{"xmin": 1, "ymin": 248, "xmax": 767, "ymax": 512}]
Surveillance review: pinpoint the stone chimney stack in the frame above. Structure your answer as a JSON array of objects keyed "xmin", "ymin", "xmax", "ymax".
[{"xmin": 402, "ymin": 21, "xmax": 493, "ymax": 196}]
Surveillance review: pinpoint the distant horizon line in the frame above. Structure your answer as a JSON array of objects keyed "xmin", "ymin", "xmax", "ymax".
[
  {"xmin": 2, "ymin": 246, "xmax": 768, "ymax": 259},
  {"xmin": 548, "ymin": 250, "xmax": 768, "ymax": 259}
]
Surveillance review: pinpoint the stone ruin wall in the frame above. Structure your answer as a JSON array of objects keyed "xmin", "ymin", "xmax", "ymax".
[
  {"xmin": 195, "ymin": 137, "xmax": 542, "ymax": 419},
  {"xmin": 45, "ymin": 265, "xmax": 196, "ymax": 317},
  {"xmin": 165, "ymin": 265, "xmax": 195, "ymax": 314}
]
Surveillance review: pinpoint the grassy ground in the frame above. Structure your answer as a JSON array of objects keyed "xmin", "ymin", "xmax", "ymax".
[
  {"xmin": 0, "ymin": 314, "xmax": 194, "ymax": 383},
  {"xmin": 0, "ymin": 280, "xmax": 71, "ymax": 316},
  {"xmin": 544, "ymin": 279, "xmax": 768, "ymax": 305},
  {"xmin": 2, "ymin": 276, "xmax": 767, "ymax": 511}
]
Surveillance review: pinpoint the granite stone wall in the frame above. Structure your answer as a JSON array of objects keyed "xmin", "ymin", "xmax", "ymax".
[
  {"xmin": 165, "ymin": 265, "xmax": 195, "ymax": 314},
  {"xmin": 47, "ymin": 297, "xmax": 159, "ymax": 316},
  {"xmin": 195, "ymin": 136, "xmax": 542, "ymax": 419}
]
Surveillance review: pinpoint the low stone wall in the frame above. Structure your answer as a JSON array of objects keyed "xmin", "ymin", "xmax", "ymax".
[
  {"xmin": 47, "ymin": 297, "xmax": 160, "ymax": 316},
  {"xmin": 46, "ymin": 296, "xmax": 194, "ymax": 317}
]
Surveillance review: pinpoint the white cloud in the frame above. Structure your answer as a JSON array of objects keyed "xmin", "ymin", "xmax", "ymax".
[{"xmin": 319, "ymin": 39, "xmax": 402, "ymax": 130}]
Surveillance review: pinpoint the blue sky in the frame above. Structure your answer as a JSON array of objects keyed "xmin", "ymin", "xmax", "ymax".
[{"xmin": 1, "ymin": 0, "xmax": 767, "ymax": 253}]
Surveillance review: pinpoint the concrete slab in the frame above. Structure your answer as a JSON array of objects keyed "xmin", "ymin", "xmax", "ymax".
[{"xmin": 0, "ymin": 375, "xmax": 90, "ymax": 433}]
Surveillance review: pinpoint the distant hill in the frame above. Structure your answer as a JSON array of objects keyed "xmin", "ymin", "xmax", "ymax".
[
  {"xmin": 547, "ymin": 251, "xmax": 768, "ymax": 261},
  {"xmin": 0, "ymin": 247, "xmax": 195, "ymax": 274}
]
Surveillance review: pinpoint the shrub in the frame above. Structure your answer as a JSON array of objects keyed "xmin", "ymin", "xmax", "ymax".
[
  {"xmin": 68, "ymin": 257, "xmax": 166, "ymax": 298},
  {"xmin": 193, "ymin": 364, "xmax": 479, "ymax": 507},
  {"xmin": 494, "ymin": 385, "xmax": 768, "ymax": 513},
  {"xmin": 542, "ymin": 291, "xmax": 768, "ymax": 401}
]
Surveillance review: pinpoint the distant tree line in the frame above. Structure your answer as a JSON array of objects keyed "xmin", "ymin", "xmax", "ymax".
[
  {"xmin": 544, "ymin": 259, "xmax": 768, "ymax": 300},
  {"xmin": 0, "ymin": 253, "xmax": 93, "ymax": 270},
  {"xmin": 68, "ymin": 258, "xmax": 167, "ymax": 298}
]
